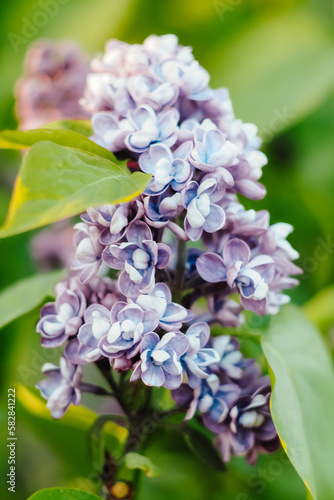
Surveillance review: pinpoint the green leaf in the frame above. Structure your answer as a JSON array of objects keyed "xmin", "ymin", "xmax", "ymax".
[
  {"xmin": 0, "ymin": 127, "xmax": 115, "ymax": 161},
  {"xmin": 183, "ymin": 425, "xmax": 226, "ymax": 472},
  {"xmin": 89, "ymin": 414, "xmax": 128, "ymax": 473},
  {"xmin": 0, "ymin": 270, "xmax": 64, "ymax": 329},
  {"xmin": 303, "ymin": 285, "xmax": 334, "ymax": 333},
  {"xmin": 208, "ymin": 9, "xmax": 334, "ymax": 138},
  {"xmin": 42, "ymin": 119, "xmax": 93, "ymax": 137},
  {"xmin": 28, "ymin": 488, "xmax": 102, "ymax": 500},
  {"xmin": 261, "ymin": 305, "xmax": 334, "ymax": 500},
  {"xmin": 306, "ymin": 490, "xmax": 314, "ymax": 500},
  {"xmin": 125, "ymin": 452, "xmax": 160, "ymax": 477},
  {"xmin": 0, "ymin": 141, "xmax": 150, "ymax": 238}
]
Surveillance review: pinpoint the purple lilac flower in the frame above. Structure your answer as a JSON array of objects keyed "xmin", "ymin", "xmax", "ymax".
[
  {"xmin": 139, "ymin": 141, "xmax": 192, "ymax": 195},
  {"xmin": 185, "ymin": 374, "xmax": 240, "ymax": 427},
  {"xmin": 190, "ymin": 127, "xmax": 238, "ymax": 173},
  {"xmin": 127, "ymin": 73, "xmax": 179, "ymax": 110},
  {"xmin": 130, "ymin": 331, "xmax": 189, "ymax": 389},
  {"xmin": 90, "ymin": 112, "xmax": 133, "ymax": 151},
  {"xmin": 32, "ymin": 36, "xmax": 299, "ymax": 468},
  {"xmin": 125, "ymin": 105, "xmax": 179, "ymax": 153},
  {"xmin": 258, "ymin": 223, "xmax": 302, "ymax": 276},
  {"xmin": 80, "ymin": 200, "xmax": 144, "ymax": 245},
  {"xmin": 37, "ymin": 288, "xmax": 86, "ymax": 348},
  {"xmin": 207, "ymin": 296, "xmax": 244, "ymax": 328},
  {"xmin": 211, "ymin": 336, "xmax": 256, "ymax": 383},
  {"xmin": 83, "ymin": 73, "xmax": 134, "ymax": 117},
  {"xmin": 71, "ymin": 274, "xmax": 125, "ymax": 309},
  {"xmin": 158, "ymin": 59, "xmax": 213, "ymax": 101},
  {"xmin": 65, "ymin": 303, "xmax": 109, "ymax": 364},
  {"xmin": 177, "ymin": 117, "xmax": 209, "ymax": 142},
  {"xmin": 215, "ymin": 381, "xmax": 280, "ymax": 465},
  {"xmin": 103, "ymin": 221, "xmax": 171, "ymax": 298},
  {"xmin": 36, "ymin": 358, "xmax": 82, "ymax": 419},
  {"xmin": 16, "ymin": 40, "xmax": 90, "ymax": 130},
  {"xmin": 182, "ymin": 174, "xmax": 227, "ymax": 241},
  {"xmin": 181, "ymin": 323, "xmax": 220, "ymax": 389},
  {"xmin": 99, "ymin": 302, "xmax": 159, "ymax": 359},
  {"xmin": 143, "ymin": 190, "xmax": 183, "ymax": 228},
  {"xmin": 31, "ymin": 222, "xmax": 75, "ymax": 271},
  {"xmin": 72, "ymin": 223, "xmax": 104, "ymax": 284},
  {"xmin": 67, "ymin": 300, "xmax": 158, "ymax": 364},
  {"xmin": 136, "ymin": 283, "xmax": 193, "ymax": 331},
  {"xmin": 197, "ymin": 238, "xmax": 275, "ymax": 314},
  {"xmin": 266, "ymin": 274, "xmax": 299, "ymax": 315},
  {"xmin": 227, "ymin": 158, "xmax": 266, "ymax": 200},
  {"xmin": 143, "ymin": 34, "xmax": 194, "ymax": 66}
]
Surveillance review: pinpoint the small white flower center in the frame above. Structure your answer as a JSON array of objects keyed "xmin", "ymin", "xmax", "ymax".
[
  {"xmin": 151, "ymin": 349, "xmax": 170, "ymax": 365},
  {"xmin": 197, "ymin": 193, "xmax": 211, "ymax": 217},
  {"xmin": 132, "ymin": 248, "xmax": 150, "ymax": 269},
  {"xmin": 239, "ymin": 410, "xmax": 265, "ymax": 428},
  {"xmin": 121, "ymin": 319, "xmax": 138, "ymax": 340}
]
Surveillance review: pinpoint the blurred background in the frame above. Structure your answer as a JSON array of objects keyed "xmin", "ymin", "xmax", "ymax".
[{"xmin": 0, "ymin": 0, "xmax": 334, "ymax": 499}]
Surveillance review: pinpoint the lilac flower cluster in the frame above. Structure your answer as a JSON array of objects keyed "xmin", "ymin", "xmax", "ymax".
[
  {"xmin": 15, "ymin": 40, "xmax": 90, "ymax": 130},
  {"xmin": 35, "ymin": 35, "xmax": 301, "ymax": 465},
  {"xmin": 172, "ymin": 336, "xmax": 280, "ymax": 464}
]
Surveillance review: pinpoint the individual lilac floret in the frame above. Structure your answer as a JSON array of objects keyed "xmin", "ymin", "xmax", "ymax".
[
  {"xmin": 91, "ymin": 112, "xmax": 134, "ymax": 152},
  {"xmin": 158, "ymin": 60, "xmax": 213, "ymax": 101},
  {"xmin": 81, "ymin": 200, "xmax": 144, "ymax": 245},
  {"xmin": 215, "ymin": 381, "xmax": 280, "ymax": 465},
  {"xmin": 143, "ymin": 34, "xmax": 194, "ymax": 66},
  {"xmin": 37, "ymin": 288, "xmax": 86, "ymax": 348},
  {"xmin": 190, "ymin": 128, "xmax": 238, "ymax": 173},
  {"xmin": 202, "ymin": 198, "xmax": 269, "ymax": 252},
  {"xmin": 127, "ymin": 73, "xmax": 179, "ymax": 110},
  {"xmin": 266, "ymin": 274, "xmax": 299, "ymax": 315},
  {"xmin": 103, "ymin": 221, "xmax": 171, "ymax": 298},
  {"xmin": 130, "ymin": 331, "xmax": 189, "ymax": 389},
  {"xmin": 65, "ymin": 278, "xmax": 126, "ymax": 363},
  {"xmin": 197, "ymin": 238, "xmax": 274, "ymax": 314},
  {"xmin": 184, "ymin": 374, "xmax": 240, "ymax": 427},
  {"xmin": 211, "ymin": 336, "xmax": 255, "ymax": 382},
  {"xmin": 99, "ymin": 302, "xmax": 159, "ymax": 359},
  {"xmin": 181, "ymin": 323, "xmax": 220, "ymax": 388},
  {"xmin": 227, "ymin": 158, "xmax": 266, "ymax": 200},
  {"xmin": 36, "ymin": 358, "xmax": 82, "ymax": 419},
  {"xmin": 139, "ymin": 141, "xmax": 192, "ymax": 195},
  {"xmin": 72, "ymin": 223, "xmax": 104, "ymax": 284},
  {"xmin": 143, "ymin": 190, "xmax": 183, "ymax": 228},
  {"xmin": 182, "ymin": 174, "xmax": 226, "ymax": 241},
  {"xmin": 83, "ymin": 72, "xmax": 133, "ymax": 117},
  {"xmin": 207, "ymin": 296, "xmax": 244, "ymax": 328},
  {"xmin": 65, "ymin": 303, "xmax": 110, "ymax": 364},
  {"xmin": 125, "ymin": 105, "xmax": 179, "ymax": 153},
  {"xmin": 258, "ymin": 223, "xmax": 302, "ymax": 276},
  {"xmin": 136, "ymin": 283, "xmax": 193, "ymax": 331}
]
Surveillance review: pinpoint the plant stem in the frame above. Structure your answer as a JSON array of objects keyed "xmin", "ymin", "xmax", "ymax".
[
  {"xmin": 79, "ymin": 382, "xmax": 114, "ymax": 396},
  {"xmin": 96, "ymin": 360, "xmax": 132, "ymax": 420},
  {"xmin": 172, "ymin": 236, "xmax": 188, "ymax": 302}
]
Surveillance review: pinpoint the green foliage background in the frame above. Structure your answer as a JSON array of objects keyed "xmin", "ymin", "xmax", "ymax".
[{"xmin": 0, "ymin": 0, "xmax": 334, "ymax": 499}]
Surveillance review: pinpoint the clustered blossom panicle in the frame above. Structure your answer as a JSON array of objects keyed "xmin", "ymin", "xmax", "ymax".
[
  {"xmin": 15, "ymin": 40, "xmax": 90, "ymax": 130},
  {"xmin": 34, "ymin": 34, "xmax": 301, "ymax": 465}
]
